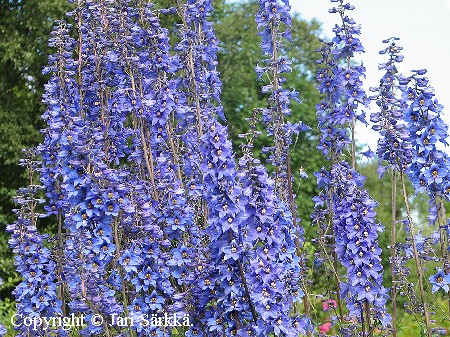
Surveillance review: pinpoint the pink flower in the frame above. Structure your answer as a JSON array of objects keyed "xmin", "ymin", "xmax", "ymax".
[
  {"xmin": 322, "ymin": 299, "xmax": 337, "ymax": 311},
  {"xmin": 318, "ymin": 322, "xmax": 332, "ymax": 334}
]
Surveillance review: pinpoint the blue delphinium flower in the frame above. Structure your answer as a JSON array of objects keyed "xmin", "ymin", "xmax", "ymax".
[
  {"xmin": 396, "ymin": 59, "xmax": 450, "ymax": 315},
  {"xmin": 7, "ymin": 150, "xmax": 65, "ymax": 336},
  {"xmin": 429, "ymin": 269, "xmax": 450, "ymax": 293},
  {"xmin": 196, "ymin": 120, "xmax": 252, "ymax": 336},
  {"xmin": 237, "ymin": 150, "xmax": 308, "ymax": 336},
  {"xmin": 37, "ymin": 1, "xmax": 205, "ymax": 335},
  {"xmin": 251, "ymin": 1, "xmax": 312, "ymax": 334},
  {"xmin": 54, "ymin": 4, "xmax": 127, "ymax": 333},
  {"xmin": 370, "ymin": 38, "xmax": 413, "ymax": 176},
  {"xmin": 331, "ymin": 163, "xmax": 391, "ymax": 327},
  {"xmin": 312, "ymin": 0, "xmax": 390, "ymax": 330},
  {"xmin": 400, "ymin": 68, "xmax": 450, "ymax": 222},
  {"xmin": 255, "ymin": 0, "xmax": 309, "ymax": 200},
  {"xmin": 173, "ymin": 0, "xmax": 254, "ymax": 335},
  {"xmin": 112, "ymin": 4, "xmax": 202, "ymax": 335}
]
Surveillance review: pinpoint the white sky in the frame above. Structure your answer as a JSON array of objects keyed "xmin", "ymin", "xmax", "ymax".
[{"xmin": 290, "ymin": 0, "xmax": 450, "ymax": 151}]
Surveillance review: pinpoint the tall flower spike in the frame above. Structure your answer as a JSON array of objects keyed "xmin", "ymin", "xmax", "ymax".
[
  {"xmin": 371, "ymin": 38, "xmax": 438, "ymax": 336},
  {"xmin": 255, "ymin": 0, "xmax": 309, "ymax": 200},
  {"xmin": 400, "ymin": 60, "xmax": 450, "ymax": 331},
  {"xmin": 331, "ymin": 163, "xmax": 391, "ymax": 328},
  {"xmin": 7, "ymin": 149, "xmax": 65, "ymax": 337},
  {"xmin": 58, "ymin": 3, "xmax": 128, "ymax": 333},
  {"xmin": 253, "ymin": 1, "xmax": 311, "ymax": 334},
  {"xmin": 115, "ymin": 3, "xmax": 202, "ymax": 333},
  {"xmin": 315, "ymin": 2, "xmax": 368, "ymax": 162},
  {"xmin": 236, "ymin": 111, "xmax": 309, "ymax": 336},
  {"xmin": 174, "ymin": 0, "xmax": 254, "ymax": 335},
  {"xmin": 370, "ymin": 37, "xmax": 413, "ymax": 176},
  {"xmin": 369, "ymin": 37, "xmax": 414, "ymax": 336},
  {"xmin": 313, "ymin": 0, "xmax": 390, "ymax": 332},
  {"xmin": 237, "ymin": 155, "xmax": 308, "ymax": 336},
  {"xmin": 401, "ymin": 69, "xmax": 450, "ymax": 223}
]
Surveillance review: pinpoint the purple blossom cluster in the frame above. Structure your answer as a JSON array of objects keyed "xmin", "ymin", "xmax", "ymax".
[
  {"xmin": 370, "ymin": 38, "xmax": 413, "ymax": 176},
  {"xmin": 26, "ymin": 1, "xmax": 202, "ymax": 336},
  {"xmin": 250, "ymin": 1, "xmax": 311, "ymax": 333},
  {"xmin": 312, "ymin": 0, "xmax": 390, "ymax": 332},
  {"xmin": 315, "ymin": 1, "xmax": 368, "ymax": 161},
  {"xmin": 371, "ymin": 38, "xmax": 450, "ymax": 324},
  {"xmin": 370, "ymin": 38, "xmax": 449, "ymax": 318},
  {"xmin": 9, "ymin": 0, "xmax": 450, "ymax": 335},
  {"xmin": 255, "ymin": 0, "xmax": 308, "ymax": 197},
  {"xmin": 173, "ymin": 0, "xmax": 254, "ymax": 335},
  {"xmin": 238, "ymin": 153, "xmax": 308, "ymax": 336},
  {"xmin": 7, "ymin": 0, "xmax": 311, "ymax": 336},
  {"xmin": 183, "ymin": 0, "xmax": 308, "ymax": 334},
  {"xmin": 331, "ymin": 163, "xmax": 390, "ymax": 326},
  {"xmin": 7, "ymin": 150, "xmax": 64, "ymax": 336},
  {"xmin": 400, "ymin": 69, "xmax": 450, "ymax": 220}
]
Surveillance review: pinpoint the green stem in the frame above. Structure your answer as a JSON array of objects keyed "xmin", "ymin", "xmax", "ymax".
[
  {"xmin": 400, "ymin": 173, "xmax": 432, "ymax": 337},
  {"xmin": 435, "ymin": 197, "xmax": 450, "ymax": 314},
  {"xmin": 390, "ymin": 170, "xmax": 398, "ymax": 337},
  {"xmin": 365, "ymin": 301, "xmax": 373, "ymax": 337},
  {"xmin": 361, "ymin": 305, "xmax": 366, "ymax": 336}
]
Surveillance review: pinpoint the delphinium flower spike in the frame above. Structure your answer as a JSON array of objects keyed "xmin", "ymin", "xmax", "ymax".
[
  {"xmin": 112, "ymin": 3, "xmax": 202, "ymax": 335},
  {"xmin": 58, "ymin": 3, "xmax": 129, "ymax": 333},
  {"xmin": 402, "ymin": 69, "xmax": 450, "ymax": 216},
  {"xmin": 401, "ymin": 67, "xmax": 450, "ymax": 229},
  {"xmin": 254, "ymin": 1, "xmax": 311, "ymax": 329},
  {"xmin": 312, "ymin": 0, "xmax": 390, "ymax": 334},
  {"xmin": 255, "ymin": 0, "xmax": 309, "ymax": 200},
  {"xmin": 369, "ymin": 37, "xmax": 430, "ymax": 336},
  {"xmin": 331, "ymin": 163, "xmax": 391, "ymax": 329},
  {"xmin": 38, "ymin": 16, "xmax": 102, "ymax": 332},
  {"xmin": 400, "ymin": 60, "xmax": 450, "ymax": 327},
  {"xmin": 174, "ymin": 0, "xmax": 254, "ymax": 335},
  {"xmin": 38, "ymin": 19, "xmax": 79, "ymax": 322},
  {"xmin": 370, "ymin": 38, "xmax": 412, "ymax": 176},
  {"xmin": 235, "ymin": 112, "xmax": 310, "ymax": 336},
  {"xmin": 7, "ymin": 149, "xmax": 64, "ymax": 337}
]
